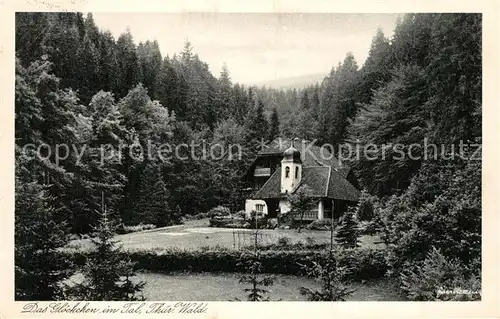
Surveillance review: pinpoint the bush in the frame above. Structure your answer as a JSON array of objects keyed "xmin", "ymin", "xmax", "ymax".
[
  {"xmin": 235, "ymin": 210, "xmax": 246, "ymax": 219},
  {"xmin": 379, "ymin": 159, "xmax": 481, "ymax": 272},
  {"xmin": 277, "ymin": 236, "xmax": 292, "ymax": 247},
  {"xmin": 209, "ymin": 216, "xmax": 246, "ymax": 228},
  {"xmin": 187, "ymin": 212, "xmax": 210, "ymax": 220},
  {"xmin": 306, "ymin": 220, "xmax": 334, "ymax": 231},
  {"xmin": 116, "ymin": 223, "xmax": 156, "ymax": 234},
  {"xmin": 358, "ymin": 221, "xmax": 377, "ymax": 235},
  {"xmin": 305, "ymin": 236, "xmax": 316, "ymax": 247},
  {"xmin": 247, "ymin": 242, "xmax": 327, "ymax": 251},
  {"xmin": 207, "ymin": 206, "xmax": 231, "ymax": 218},
  {"xmin": 246, "ymin": 216, "xmax": 268, "ymax": 229},
  {"xmin": 400, "ymin": 247, "xmax": 481, "ymax": 301},
  {"xmin": 267, "ymin": 218, "xmax": 278, "ymax": 229},
  {"xmin": 65, "ymin": 247, "xmax": 387, "ymax": 280},
  {"xmin": 356, "ymin": 190, "xmax": 379, "ymax": 221}
]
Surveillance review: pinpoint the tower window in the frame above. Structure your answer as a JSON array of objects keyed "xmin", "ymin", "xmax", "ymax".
[
  {"xmin": 285, "ymin": 166, "xmax": 290, "ymax": 178},
  {"xmin": 295, "ymin": 167, "xmax": 299, "ymax": 179}
]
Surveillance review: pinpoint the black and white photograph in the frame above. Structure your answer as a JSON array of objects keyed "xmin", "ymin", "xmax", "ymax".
[{"xmin": 6, "ymin": 4, "xmax": 493, "ymax": 310}]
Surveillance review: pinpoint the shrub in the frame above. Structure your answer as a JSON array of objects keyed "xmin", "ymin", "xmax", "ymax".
[
  {"xmin": 65, "ymin": 247, "xmax": 387, "ymax": 280},
  {"xmin": 306, "ymin": 220, "xmax": 334, "ymax": 231},
  {"xmin": 358, "ymin": 221, "xmax": 378, "ymax": 235},
  {"xmin": 235, "ymin": 210, "xmax": 246, "ymax": 219},
  {"xmin": 209, "ymin": 217, "xmax": 246, "ymax": 228},
  {"xmin": 187, "ymin": 212, "xmax": 210, "ymax": 220},
  {"xmin": 116, "ymin": 223, "xmax": 156, "ymax": 234},
  {"xmin": 400, "ymin": 247, "xmax": 481, "ymax": 301},
  {"xmin": 277, "ymin": 212, "xmax": 294, "ymax": 227},
  {"xmin": 246, "ymin": 242, "xmax": 327, "ymax": 251},
  {"xmin": 207, "ymin": 206, "xmax": 231, "ymax": 218},
  {"xmin": 356, "ymin": 190, "xmax": 379, "ymax": 221},
  {"xmin": 246, "ymin": 216, "xmax": 268, "ymax": 229},
  {"xmin": 267, "ymin": 218, "xmax": 278, "ymax": 229},
  {"xmin": 277, "ymin": 236, "xmax": 292, "ymax": 247},
  {"xmin": 305, "ymin": 236, "xmax": 316, "ymax": 247},
  {"xmin": 378, "ymin": 159, "xmax": 481, "ymax": 273}
]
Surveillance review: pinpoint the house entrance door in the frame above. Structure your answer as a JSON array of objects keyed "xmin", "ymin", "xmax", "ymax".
[{"xmin": 265, "ymin": 199, "xmax": 279, "ymax": 218}]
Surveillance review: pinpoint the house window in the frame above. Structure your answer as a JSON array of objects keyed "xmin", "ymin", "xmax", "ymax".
[
  {"xmin": 256, "ymin": 204, "xmax": 264, "ymax": 212},
  {"xmin": 295, "ymin": 167, "xmax": 299, "ymax": 179},
  {"xmin": 285, "ymin": 166, "xmax": 290, "ymax": 178}
]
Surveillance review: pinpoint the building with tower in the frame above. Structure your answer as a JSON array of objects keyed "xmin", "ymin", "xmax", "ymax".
[{"xmin": 243, "ymin": 138, "xmax": 360, "ymax": 221}]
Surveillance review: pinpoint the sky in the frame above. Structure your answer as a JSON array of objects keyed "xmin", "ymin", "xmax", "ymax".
[{"xmin": 92, "ymin": 13, "xmax": 401, "ymax": 85}]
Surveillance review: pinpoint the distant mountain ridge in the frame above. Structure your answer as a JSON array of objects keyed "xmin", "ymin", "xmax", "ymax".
[{"xmin": 252, "ymin": 73, "xmax": 327, "ymax": 89}]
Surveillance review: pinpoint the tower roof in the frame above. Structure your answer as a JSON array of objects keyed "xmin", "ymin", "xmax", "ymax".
[{"xmin": 282, "ymin": 145, "xmax": 301, "ymax": 162}]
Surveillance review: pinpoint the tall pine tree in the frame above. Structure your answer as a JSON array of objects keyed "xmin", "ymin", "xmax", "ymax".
[{"xmin": 268, "ymin": 108, "xmax": 280, "ymax": 141}]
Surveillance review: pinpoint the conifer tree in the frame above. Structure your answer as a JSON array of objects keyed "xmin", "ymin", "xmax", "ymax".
[
  {"xmin": 76, "ymin": 32, "xmax": 101, "ymax": 104},
  {"xmin": 113, "ymin": 30, "xmax": 142, "ymax": 98},
  {"xmin": 358, "ymin": 28, "xmax": 392, "ymax": 104},
  {"xmin": 246, "ymin": 99, "xmax": 268, "ymax": 152},
  {"xmin": 237, "ymin": 218, "xmax": 274, "ymax": 301},
  {"xmin": 97, "ymin": 30, "xmax": 118, "ymax": 92},
  {"xmin": 299, "ymin": 250, "xmax": 355, "ymax": 301},
  {"xmin": 335, "ymin": 208, "xmax": 360, "ymax": 248},
  {"xmin": 217, "ymin": 63, "xmax": 236, "ymax": 119},
  {"xmin": 15, "ymin": 149, "xmax": 73, "ymax": 300},
  {"xmin": 268, "ymin": 107, "xmax": 280, "ymax": 141},
  {"xmin": 300, "ymin": 90, "xmax": 310, "ymax": 109},
  {"xmin": 15, "ymin": 12, "xmax": 50, "ymax": 65},
  {"xmin": 68, "ymin": 194, "xmax": 145, "ymax": 301},
  {"xmin": 134, "ymin": 163, "xmax": 175, "ymax": 227},
  {"xmin": 137, "ymin": 40, "xmax": 162, "ymax": 97}
]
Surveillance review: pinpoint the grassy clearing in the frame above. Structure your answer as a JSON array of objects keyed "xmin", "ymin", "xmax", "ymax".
[
  {"xmin": 136, "ymin": 272, "xmax": 404, "ymax": 301},
  {"xmin": 68, "ymin": 219, "xmax": 384, "ymax": 252}
]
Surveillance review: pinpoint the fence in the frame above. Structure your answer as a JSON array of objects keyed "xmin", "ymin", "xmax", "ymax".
[{"xmin": 232, "ymin": 229, "xmax": 272, "ymax": 250}]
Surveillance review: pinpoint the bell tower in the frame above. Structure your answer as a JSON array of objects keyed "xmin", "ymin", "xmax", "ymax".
[{"xmin": 281, "ymin": 145, "xmax": 302, "ymax": 194}]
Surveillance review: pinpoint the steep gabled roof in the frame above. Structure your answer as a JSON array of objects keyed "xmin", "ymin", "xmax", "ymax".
[
  {"xmin": 294, "ymin": 166, "xmax": 331, "ymax": 197},
  {"xmin": 258, "ymin": 138, "xmax": 343, "ymax": 169},
  {"xmin": 326, "ymin": 168, "xmax": 360, "ymax": 201},
  {"xmin": 253, "ymin": 169, "xmax": 282, "ymax": 199},
  {"xmin": 253, "ymin": 166, "xmax": 360, "ymax": 202}
]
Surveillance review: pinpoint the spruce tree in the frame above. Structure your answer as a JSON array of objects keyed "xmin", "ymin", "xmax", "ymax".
[
  {"xmin": 237, "ymin": 219, "xmax": 274, "ymax": 301},
  {"xmin": 113, "ymin": 30, "xmax": 142, "ymax": 98},
  {"xmin": 15, "ymin": 150, "xmax": 73, "ymax": 300},
  {"xmin": 246, "ymin": 99, "xmax": 268, "ymax": 151},
  {"xmin": 137, "ymin": 40, "xmax": 162, "ymax": 97},
  {"xmin": 76, "ymin": 32, "xmax": 101, "ymax": 104},
  {"xmin": 300, "ymin": 90, "xmax": 310, "ymax": 109},
  {"xmin": 335, "ymin": 208, "xmax": 360, "ymax": 248},
  {"xmin": 358, "ymin": 28, "xmax": 392, "ymax": 104},
  {"xmin": 68, "ymin": 194, "xmax": 145, "ymax": 301},
  {"xmin": 134, "ymin": 163, "xmax": 174, "ymax": 227},
  {"xmin": 299, "ymin": 250, "xmax": 355, "ymax": 301},
  {"xmin": 268, "ymin": 107, "xmax": 280, "ymax": 141}
]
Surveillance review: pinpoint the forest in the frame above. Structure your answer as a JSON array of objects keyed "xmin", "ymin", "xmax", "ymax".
[{"xmin": 15, "ymin": 12, "xmax": 481, "ymax": 301}]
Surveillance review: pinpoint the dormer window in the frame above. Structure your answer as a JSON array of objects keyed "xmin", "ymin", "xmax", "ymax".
[
  {"xmin": 285, "ymin": 166, "xmax": 290, "ymax": 178},
  {"xmin": 295, "ymin": 167, "xmax": 299, "ymax": 179}
]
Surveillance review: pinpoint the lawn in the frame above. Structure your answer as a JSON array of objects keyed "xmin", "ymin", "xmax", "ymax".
[
  {"xmin": 69, "ymin": 219, "xmax": 384, "ymax": 252},
  {"xmin": 66, "ymin": 271, "xmax": 404, "ymax": 301},
  {"xmin": 136, "ymin": 272, "xmax": 404, "ymax": 301}
]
